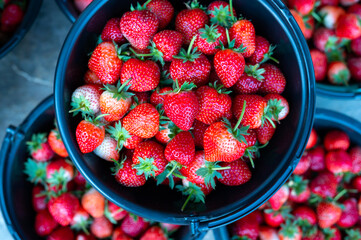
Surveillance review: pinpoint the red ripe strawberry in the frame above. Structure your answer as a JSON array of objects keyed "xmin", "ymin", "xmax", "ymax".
[
  {"xmin": 105, "ymin": 201, "xmax": 127, "ymax": 222},
  {"xmin": 327, "ymin": 61, "xmax": 351, "ymax": 85},
  {"xmin": 90, "ymin": 216, "xmax": 113, "ymax": 239},
  {"xmin": 294, "ymin": 152, "xmax": 311, "ymax": 175},
  {"xmin": 248, "ymin": 36, "xmax": 278, "ymax": 65},
  {"xmin": 288, "ymin": 176, "xmax": 311, "ymax": 203},
  {"xmin": 74, "ymin": 0, "xmax": 93, "ymax": 12},
  {"xmin": 107, "ymin": 121, "xmax": 143, "ymax": 151},
  {"xmin": 229, "ymin": 19, "xmax": 256, "ymax": 58},
  {"xmin": 349, "ymin": 3, "xmax": 361, "ymax": 17},
  {"xmin": 93, "ymin": 134, "xmax": 119, "ymax": 161},
  {"xmin": 47, "ymin": 227, "xmax": 74, "ymax": 240},
  {"xmin": 123, "ymin": 103, "xmax": 159, "ymax": 138},
  {"xmin": 340, "ymin": 0, "xmax": 360, "ymax": 6},
  {"xmin": 150, "ymin": 87, "xmax": 172, "ymax": 107},
  {"xmin": 303, "ymin": 15, "xmax": 315, "ymax": 40},
  {"xmin": 351, "ymin": 37, "xmax": 361, "ymax": 56},
  {"xmin": 84, "ymin": 70, "xmax": 102, "ymax": 85},
  {"xmin": 264, "ymin": 94, "xmax": 289, "ymax": 122},
  {"xmin": 259, "ymin": 63, "xmax": 286, "ymax": 94},
  {"xmin": 48, "ymin": 128, "xmax": 68, "ymax": 158},
  {"xmin": 48, "ymin": 193, "xmax": 80, "ymax": 226},
  {"xmin": 133, "ymin": 141, "xmax": 167, "ymax": 178},
  {"xmin": 324, "ymin": 130, "xmax": 350, "ymax": 151},
  {"xmin": 352, "ymin": 175, "xmax": 361, "ymax": 191},
  {"xmin": 233, "ymin": 94, "xmax": 268, "ymax": 129},
  {"xmin": 195, "ymin": 24, "xmax": 227, "ymax": 55},
  {"xmin": 317, "ymin": 201, "xmax": 342, "ymax": 229},
  {"xmin": 233, "ymin": 64, "xmax": 264, "ymax": 94},
  {"xmin": 175, "ymin": 0, "xmax": 209, "ymax": 44},
  {"xmin": 74, "ymin": 171, "xmax": 87, "ymax": 189},
  {"xmin": 320, "ymin": 0, "xmax": 339, "ymax": 6},
  {"xmin": 165, "ymin": 131, "xmax": 195, "ymax": 166},
  {"xmin": 269, "ymin": 185, "xmax": 289, "ymax": 211},
  {"xmin": 191, "ymin": 119, "xmax": 209, "ymax": 148},
  {"xmin": 35, "ymin": 210, "xmax": 58, "ymax": 236},
  {"xmin": 26, "ymin": 133, "xmax": 54, "ymax": 162},
  {"xmin": 310, "ymin": 49, "xmax": 328, "ymax": 82},
  {"xmin": 155, "ymin": 121, "xmax": 181, "ymax": 144},
  {"xmin": 336, "ymin": 14, "xmax": 361, "ymax": 40},
  {"xmin": 290, "ymin": 10, "xmax": 308, "ymax": 39},
  {"xmin": 259, "ymin": 226, "xmax": 279, "ymax": 240},
  {"xmin": 306, "ymin": 128, "xmax": 318, "ymax": 150},
  {"xmin": 151, "ymin": 30, "xmax": 184, "ymax": 63},
  {"xmin": 120, "ymin": 4, "xmax": 159, "ymax": 50},
  {"xmin": 75, "ymin": 117, "xmax": 105, "ymax": 154},
  {"xmin": 146, "ymin": 0, "xmax": 174, "ymax": 30},
  {"xmin": 319, "ymin": 6, "xmax": 345, "ymax": 29},
  {"xmin": 337, "ymin": 198, "xmax": 358, "ymax": 228},
  {"xmin": 207, "ymin": 1, "xmax": 236, "ymax": 28},
  {"xmin": 313, "ymin": 27, "xmax": 336, "ymax": 52},
  {"xmin": 310, "ymin": 171, "xmax": 337, "ymax": 198},
  {"xmin": 325, "ymin": 150, "xmax": 352, "ymax": 174},
  {"xmin": 32, "ymin": 185, "xmax": 47, "ymax": 211},
  {"xmin": 180, "ymin": 151, "xmax": 209, "ymax": 186},
  {"xmin": 195, "ymin": 83, "xmax": 232, "ymax": 125},
  {"xmin": 278, "ymin": 221, "xmax": 302, "ymax": 240},
  {"xmin": 309, "ymin": 146, "xmax": 326, "ymax": 171},
  {"xmin": 163, "ymin": 83, "xmax": 199, "ymax": 131},
  {"xmin": 0, "ymin": 4, "xmax": 24, "ymax": 32},
  {"xmin": 113, "ymin": 227, "xmax": 132, "ymax": 240},
  {"xmin": 70, "ymin": 84, "xmax": 101, "ymax": 116},
  {"xmin": 46, "ymin": 158, "xmax": 74, "ymax": 183},
  {"xmin": 232, "ymin": 213, "xmax": 259, "ymax": 240},
  {"xmin": 101, "ymin": 18, "xmax": 126, "ymax": 44},
  {"xmin": 81, "ymin": 188, "xmax": 105, "ymax": 218},
  {"xmin": 293, "ymin": 206, "xmax": 317, "ymax": 225},
  {"xmin": 288, "ymin": 0, "xmax": 316, "ymax": 15},
  {"xmin": 263, "ymin": 208, "xmax": 287, "ymax": 227},
  {"xmin": 113, "ymin": 157, "xmax": 146, "ymax": 187},
  {"xmin": 88, "ymin": 42, "xmax": 122, "ymax": 85},
  {"xmin": 76, "ymin": 233, "xmax": 96, "ymax": 240},
  {"xmin": 121, "ymin": 214, "xmax": 149, "ymax": 238},
  {"xmin": 256, "ymin": 120, "xmax": 276, "ymax": 145},
  {"xmin": 121, "ymin": 58, "xmax": 160, "ymax": 92},
  {"xmin": 218, "ymin": 159, "xmax": 251, "ymax": 186},
  {"xmin": 140, "ymin": 226, "xmax": 167, "ymax": 240},
  {"xmin": 348, "ymin": 57, "xmax": 361, "ymax": 81},
  {"xmin": 350, "ymin": 147, "xmax": 361, "ymax": 174},
  {"xmin": 160, "ymin": 223, "xmax": 181, "ymax": 232}
]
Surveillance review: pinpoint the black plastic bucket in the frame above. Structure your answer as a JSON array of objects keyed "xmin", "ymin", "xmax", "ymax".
[
  {"xmin": 55, "ymin": 0, "xmax": 78, "ymax": 23},
  {"xmin": 316, "ymin": 83, "xmax": 361, "ymax": 99},
  {"xmin": 212, "ymin": 108, "xmax": 361, "ymax": 239},
  {"xmin": 0, "ymin": 95, "xmax": 195, "ymax": 240},
  {"xmin": 54, "ymin": 0, "xmax": 315, "ymax": 235},
  {"xmin": 0, "ymin": 0, "xmax": 43, "ymax": 58}
]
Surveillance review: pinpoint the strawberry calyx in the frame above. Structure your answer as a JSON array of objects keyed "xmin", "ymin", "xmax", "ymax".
[
  {"xmin": 130, "ymin": 0, "xmax": 152, "ymax": 11},
  {"xmin": 195, "ymin": 161, "xmax": 230, "ymax": 189},
  {"xmin": 173, "ymin": 36, "xmax": 201, "ymax": 62},
  {"xmin": 209, "ymin": 81, "xmax": 232, "ymax": 94},
  {"xmin": 160, "ymin": 70, "xmax": 173, "ymax": 87},
  {"xmin": 218, "ymin": 28, "xmax": 246, "ymax": 53},
  {"xmin": 332, "ymin": 69, "xmax": 351, "ymax": 86},
  {"xmin": 156, "ymin": 104, "xmax": 170, "ymax": 126},
  {"xmin": 160, "ymin": 120, "xmax": 182, "ymax": 140},
  {"xmin": 69, "ymin": 95, "xmax": 93, "ymax": 117},
  {"xmin": 84, "ymin": 113, "xmax": 109, "ymax": 128},
  {"xmin": 261, "ymin": 45, "xmax": 279, "ymax": 64},
  {"xmin": 133, "ymin": 157, "xmax": 159, "ymax": 180},
  {"xmin": 111, "ymin": 156, "xmax": 127, "ymax": 174},
  {"xmin": 184, "ymin": 0, "xmax": 206, "ymax": 11},
  {"xmin": 262, "ymin": 105, "xmax": 277, "ymax": 128},
  {"xmin": 161, "ymin": 80, "xmax": 197, "ymax": 95},
  {"xmin": 279, "ymin": 220, "xmax": 300, "ymax": 238},
  {"xmin": 224, "ymin": 100, "xmax": 250, "ymax": 145},
  {"xmin": 70, "ymin": 215, "xmax": 92, "ymax": 235},
  {"xmin": 104, "ymin": 200, "xmax": 117, "ymax": 224},
  {"xmin": 296, "ymin": 218, "xmax": 317, "ymax": 237},
  {"xmin": 106, "ymin": 121, "xmax": 131, "ymax": 151},
  {"xmin": 199, "ymin": 24, "xmax": 222, "ymax": 44},
  {"xmin": 156, "ymin": 161, "xmax": 185, "ymax": 189},
  {"xmin": 208, "ymin": 4, "xmax": 234, "ymax": 28},
  {"xmin": 242, "ymin": 141, "xmax": 268, "ymax": 168},
  {"xmin": 46, "ymin": 168, "xmax": 70, "ymax": 194},
  {"xmin": 103, "ymin": 79, "xmax": 134, "ymax": 101},
  {"xmin": 322, "ymin": 228, "xmax": 336, "ymax": 240},
  {"xmin": 26, "ymin": 133, "xmax": 47, "ymax": 153},
  {"xmin": 324, "ymin": 37, "xmax": 348, "ymax": 62},
  {"xmin": 24, "ymin": 158, "xmax": 48, "ymax": 184},
  {"xmin": 266, "ymin": 99, "xmax": 285, "ymax": 123},
  {"xmin": 287, "ymin": 175, "xmax": 309, "ymax": 196},
  {"xmin": 244, "ymin": 64, "xmax": 265, "ymax": 82},
  {"xmin": 345, "ymin": 229, "xmax": 361, "ymax": 240},
  {"xmin": 265, "ymin": 205, "xmax": 293, "ymax": 219},
  {"xmin": 176, "ymin": 181, "xmax": 205, "ymax": 212},
  {"xmin": 115, "ymin": 42, "xmax": 132, "ymax": 61}
]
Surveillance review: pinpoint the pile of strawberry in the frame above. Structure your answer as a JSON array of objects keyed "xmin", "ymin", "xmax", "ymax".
[
  {"xmin": 229, "ymin": 128, "xmax": 361, "ymax": 240},
  {"xmin": 73, "ymin": 0, "xmax": 93, "ymax": 13},
  {"xmin": 0, "ymin": 0, "xmax": 25, "ymax": 45},
  {"xmin": 25, "ymin": 126, "xmax": 181, "ymax": 240},
  {"xmin": 286, "ymin": 0, "xmax": 361, "ymax": 86},
  {"xmin": 70, "ymin": 0, "xmax": 289, "ymax": 211}
]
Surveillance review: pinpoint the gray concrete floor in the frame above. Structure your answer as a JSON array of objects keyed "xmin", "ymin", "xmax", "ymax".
[{"xmin": 0, "ymin": 0, "xmax": 360, "ymax": 239}]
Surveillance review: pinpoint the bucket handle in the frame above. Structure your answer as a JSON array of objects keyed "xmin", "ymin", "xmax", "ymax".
[{"xmin": 0, "ymin": 126, "xmax": 18, "ymax": 167}]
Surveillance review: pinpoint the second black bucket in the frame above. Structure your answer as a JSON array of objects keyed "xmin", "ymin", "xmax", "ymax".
[{"xmin": 55, "ymin": 0, "xmax": 79, "ymax": 23}]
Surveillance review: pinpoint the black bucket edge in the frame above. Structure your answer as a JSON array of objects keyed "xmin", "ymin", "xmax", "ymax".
[{"xmin": 55, "ymin": 0, "xmax": 78, "ymax": 23}]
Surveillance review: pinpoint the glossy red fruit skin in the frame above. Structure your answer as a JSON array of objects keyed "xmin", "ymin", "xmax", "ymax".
[
  {"xmin": 76, "ymin": 120, "xmax": 105, "ymax": 154},
  {"xmin": 337, "ymin": 198, "xmax": 358, "ymax": 228},
  {"xmin": 352, "ymin": 175, "xmax": 361, "ymax": 191},
  {"xmin": 324, "ymin": 130, "xmax": 350, "ymax": 151},
  {"xmin": 325, "ymin": 150, "xmax": 352, "ymax": 174},
  {"xmin": 233, "ymin": 94, "xmax": 267, "ymax": 129},
  {"xmin": 232, "ymin": 213, "xmax": 259, "ymax": 240},
  {"xmin": 153, "ymin": 30, "xmax": 183, "ymax": 62},
  {"xmin": 47, "ymin": 227, "xmax": 75, "ymax": 240},
  {"xmin": 348, "ymin": 3, "xmax": 361, "ymax": 18},
  {"xmin": 288, "ymin": 0, "xmax": 316, "ymax": 15},
  {"xmin": 35, "ymin": 210, "xmax": 58, "ymax": 236},
  {"xmin": 259, "ymin": 63, "xmax": 286, "ymax": 94},
  {"xmin": 191, "ymin": 120, "xmax": 209, "ymax": 148},
  {"xmin": 309, "ymin": 146, "xmax": 326, "ymax": 171},
  {"xmin": 293, "ymin": 152, "xmax": 311, "ymax": 175},
  {"xmin": 180, "ymin": 151, "xmax": 207, "ymax": 185},
  {"xmin": 317, "ymin": 202, "xmax": 342, "ymax": 229},
  {"xmin": 101, "ymin": 18, "xmax": 126, "ymax": 44},
  {"xmin": 121, "ymin": 214, "xmax": 149, "ymax": 238},
  {"xmin": 351, "ymin": 37, "xmax": 361, "ymax": 56},
  {"xmin": 289, "ymin": 185, "xmax": 311, "ymax": 203},
  {"xmin": 1, "ymin": 4, "xmax": 24, "ymax": 32},
  {"xmin": 165, "ymin": 131, "xmax": 195, "ymax": 166},
  {"xmin": 195, "ymin": 25, "xmax": 227, "ymax": 55},
  {"xmin": 348, "ymin": 57, "xmax": 361, "ymax": 82},
  {"xmin": 133, "ymin": 141, "xmax": 167, "ymax": 176},
  {"xmin": 310, "ymin": 171, "xmax": 337, "ymax": 198},
  {"xmin": 305, "ymin": 128, "xmax": 318, "ymax": 150},
  {"xmin": 350, "ymin": 146, "xmax": 361, "ymax": 174},
  {"xmin": 335, "ymin": 14, "xmax": 361, "ymax": 40},
  {"xmin": 310, "ymin": 49, "xmax": 327, "ymax": 82},
  {"xmin": 48, "ymin": 193, "xmax": 80, "ymax": 226},
  {"xmin": 146, "ymin": 0, "xmax": 174, "ymax": 30},
  {"xmin": 32, "ymin": 185, "xmax": 47, "ymax": 212},
  {"xmin": 313, "ymin": 28, "xmax": 336, "ymax": 52},
  {"xmin": 248, "ymin": 36, "xmax": 270, "ymax": 65},
  {"xmin": 263, "ymin": 210, "xmax": 284, "ymax": 227},
  {"xmin": 233, "ymin": 74, "xmax": 262, "ymax": 94},
  {"xmin": 269, "ymin": 185, "xmax": 289, "ymax": 211},
  {"xmin": 256, "ymin": 121, "xmax": 276, "ymax": 145},
  {"xmin": 90, "ymin": 216, "xmax": 113, "ymax": 238},
  {"xmin": 229, "ymin": 19, "xmax": 256, "ymax": 58},
  {"xmin": 150, "ymin": 87, "xmax": 172, "ymax": 107},
  {"xmin": 293, "ymin": 206, "xmax": 317, "ymax": 225},
  {"xmin": 114, "ymin": 158, "xmax": 146, "ymax": 187},
  {"xmin": 218, "ymin": 159, "xmax": 252, "ymax": 186}
]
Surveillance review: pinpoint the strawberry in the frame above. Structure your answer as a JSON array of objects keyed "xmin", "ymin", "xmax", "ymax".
[
  {"xmin": 84, "ymin": 70, "xmax": 102, "ymax": 85},
  {"xmin": 310, "ymin": 49, "xmax": 328, "ymax": 82},
  {"xmin": 122, "ymin": 103, "xmax": 159, "ymax": 138},
  {"xmin": 113, "ymin": 156, "xmax": 146, "ymax": 187},
  {"xmin": 180, "ymin": 151, "xmax": 211, "ymax": 186},
  {"xmin": 133, "ymin": 141, "xmax": 168, "ymax": 178},
  {"xmin": 327, "ymin": 61, "xmax": 351, "ymax": 85},
  {"xmin": 163, "ymin": 82, "xmax": 199, "ymax": 131},
  {"xmin": 26, "ymin": 133, "xmax": 54, "ymax": 162},
  {"xmin": 352, "ymin": 175, "xmax": 361, "ymax": 191},
  {"xmin": 278, "ymin": 221, "xmax": 302, "ymax": 240},
  {"xmin": 170, "ymin": 37, "xmax": 211, "ymax": 87},
  {"xmin": 195, "ymin": 24, "xmax": 227, "ymax": 55},
  {"xmin": 348, "ymin": 57, "xmax": 361, "ymax": 81},
  {"xmin": 32, "ymin": 185, "xmax": 47, "ymax": 212},
  {"xmin": 207, "ymin": 1, "xmax": 236, "ymax": 28},
  {"xmin": 156, "ymin": 120, "xmax": 182, "ymax": 144},
  {"xmin": 120, "ymin": 2, "xmax": 159, "ymax": 50},
  {"xmin": 256, "ymin": 120, "xmax": 276, "ymax": 145},
  {"xmin": 317, "ymin": 201, "xmax": 342, "ymax": 228},
  {"xmin": 263, "ymin": 207, "xmax": 289, "ymax": 227},
  {"xmin": 150, "ymin": 87, "xmax": 172, "ymax": 107},
  {"xmin": 264, "ymin": 94, "xmax": 289, "ymax": 122},
  {"xmin": 76, "ymin": 233, "xmax": 96, "ymax": 240},
  {"xmin": 351, "ymin": 37, "xmax": 361, "ymax": 56},
  {"xmin": 93, "ymin": 134, "xmax": 119, "ymax": 161},
  {"xmin": 288, "ymin": 175, "xmax": 311, "ymax": 203},
  {"xmin": 0, "ymin": 4, "xmax": 24, "ymax": 32},
  {"xmin": 195, "ymin": 82, "xmax": 232, "ymax": 125},
  {"xmin": 71, "ymin": 207, "xmax": 91, "ymax": 233},
  {"xmin": 48, "ymin": 128, "xmax": 68, "ymax": 158},
  {"xmin": 269, "ymin": 185, "xmax": 289, "ymax": 211},
  {"xmin": 337, "ymin": 198, "xmax": 358, "ymax": 228},
  {"xmin": 75, "ymin": 116, "xmax": 105, "ymax": 154},
  {"xmin": 149, "ymin": 30, "xmax": 183, "ymax": 64},
  {"xmin": 290, "ymin": 10, "xmax": 308, "ymax": 39},
  {"xmin": 310, "ymin": 171, "xmax": 337, "ymax": 198},
  {"xmin": 140, "ymin": 226, "xmax": 167, "ymax": 240},
  {"xmin": 320, "ymin": 0, "xmax": 339, "ymax": 6},
  {"xmin": 336, "ymin": 14, "xmax": 361, "ymax": 39},
  {"xmin": 288, "ymin": 0, "xmax": 316, "ymax": 15},
  {"xmin": 324, "ymin": 130, "xmax": 350, "ymax": 151},
  {"xmin": 191, "ymin": 119, "xmax": 209, "ymax": 148},
  {"xmin": 113, "ymin": 227, "xmax": 133, "ymax": 240},
  {"xmin": 306, "ymin": 128, "xmax": 318, "ymax": 150},
  {"xmin": 232, "ymin": 213, "xmax": 259, "ymax": 240},
  {"xmin": 81, "ymin": 188, "xmax": 105, "ymax": 218},
  {"xmin": 70, "ymin": 84, "xmax": 101, "ymax": 117},
  {"xmin": 350, "ymin": 146, "xmax": 361, "ymax": 174},
  {"xmin": 90, "ymin": 216, "xmax": 113, "ymax": 239},
  {"xmin": 47, "ymin": 227, "xmax": 74, "ymax": 240},
  {"xmin": 348, "ymin": 3, "xmax": 361, "ymax": 18},
  {"xmin": 165, "ymin": 131, "xmax": 195, "ymax": 166},
  {"xmin": 46, "ymin": 158, "xmax": 74, "ymax": 185},
  {"xmin": 259, "ymin": 63, "xmax": 286, "ymax": 94},
  {"xmin": 248, "ymin": 36, "xmax": 279, "ymax": 65},
  {"xmin": 146, "ymin": 0, "xmax": 174, "ymax": 30},
  {"xmin": 309, "ymin": 146, "xmax": 326, "ymax": 171},
  {"xmin": 105, "ymin": 201, "xmax": 127, "ymax": 222},
  {"xmin": 107, "ymin": 121, "xmax": 141, "ymax": 151},
  {"xmin": 101, "ymin": 18, "xmax": 126, "ymax": 44},
  {"xmin": 313, "ymin": 28, "xmax": 336, "ymax": 52},
  {"xmin": 218, "ymin": 159, "xmax": 251, "ymax": 186},
  {"xmin": 293, "ymin": 206, "xmax": 317, "ymax": 225},
  {"xmin": 88, "ymin": 42, "xmax": 123, "ymax": 85},
  {"xmin": 160, "ymin": 223, "xmax": 181, "ymax": 232},
  {"xmin": 74, "ymin": 0, "xmax": 93, "ymax": 12},
  {"xmin": 340, "ymin": 0, "xmax": 360, "ymax": 6},
  {"xmin": 318, "ymin": 6, "xmax": 345, "ymax": 29},
  {"xmin": 233, "ymin": 64, "xmax": 265, "ymax": 94},
  {"xmin": 121, "ymin": 58, "xmax": 160, "ymax": 92},
  {"xmin": 259, "ymin": 226, "xmax": 279, "ymax": 240},
  {"xmin": 48, "ymin": 192, "xmax": 80, "ymax": 226},
  {"xmin": 175, "ymin": 0, "xmax": 209, "ymax": 44},
  {"xmin": 121, "ymin": 214, "xmax": 149, "ymax": 238},
  {"xmin": 325, "ymin": 150, "xmax": 352, "ymax": 174},
  {"xmin": 35, "ymin": 210, "xmax": 58, "ymax": 236},
  {"xmin": 74, "ymin": 170, "xmax": 87, "ymax": 189},
  {"xmin": 229, "ymin": 19, "xmax": 256, "ymax": 58},
  {"xmin": 303, "ymin": 15, "xmax": 315, "ymax": 40},
  {"xmin": 293, "ymin": 152, "xmax": 311, "ymax": 175}
]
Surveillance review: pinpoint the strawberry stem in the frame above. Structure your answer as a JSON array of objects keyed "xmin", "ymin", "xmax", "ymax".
[
  {"xmin": 334, "ymin": 189, "xmax": 347, "ymax": 202},
  {"xmin": 229, "ymin": 0, "xmax": 234, "ymax": 20},
  {"xmin": 212, "ymin": 166, "xmax": 231, "ymax": 171},
  {"xmin": 143, "ymin": 0, "xmax": 152, "ymax": 7},
  {"xmin": 166, "ymin": 162, "xmax": 179, "ymax": 178},
  {"xmin": 187, "ymin": 36, "xmax": 197, "ymax": 56},
  {"xmin": 181, "ymin": 193, "xmax": 193, "ymax": 212},
  {"xmin": 226, "ymin": 28, "xmax": 231, "ymax": 46},
  {"xmin": 234, "ymin": 100, "xmax": 246, "ymax": 131}
]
